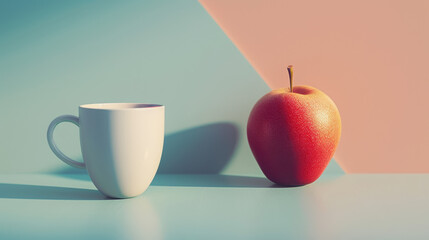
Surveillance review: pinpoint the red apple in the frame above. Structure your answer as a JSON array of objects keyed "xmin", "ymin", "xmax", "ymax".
[{"xmin": 247, "ymin": 65, "xmax": 341, "ymax": 186}]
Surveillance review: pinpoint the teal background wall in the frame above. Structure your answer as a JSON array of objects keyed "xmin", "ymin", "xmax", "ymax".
[{"xmin": 0, "ymin": 0, "xmax": 342, "ymax": 175}]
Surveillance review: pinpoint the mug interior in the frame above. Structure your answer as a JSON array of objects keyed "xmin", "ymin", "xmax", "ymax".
[{"xmin": 80, "ymin": 103, "xmax": 163, "ymax": 110}]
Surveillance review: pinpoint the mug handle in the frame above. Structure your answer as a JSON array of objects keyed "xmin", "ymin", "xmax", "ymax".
[{"xmin": 47, "ymin": 115, "xmax": 86, "ymax": 169}]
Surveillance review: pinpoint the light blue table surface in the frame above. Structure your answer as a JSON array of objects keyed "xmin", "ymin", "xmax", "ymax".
[{"xmin": 1, "ymin": 173, "xmax": 428, "ymax": 239}]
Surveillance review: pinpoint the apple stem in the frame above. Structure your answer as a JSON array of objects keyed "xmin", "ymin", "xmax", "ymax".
[{"xmin": 287, "ymin": 65, "xmax": 294, "ymax": 93}]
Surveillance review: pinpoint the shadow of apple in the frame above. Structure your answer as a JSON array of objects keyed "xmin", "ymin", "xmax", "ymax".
[{"xmin": 158, "ymin": 122, "xmax": 239, "ymax": 174}]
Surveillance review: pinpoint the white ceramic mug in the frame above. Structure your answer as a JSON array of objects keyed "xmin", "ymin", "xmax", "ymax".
[{"xmin": 47, "ymin": 103, "xmax": 165, "ymax": 198}]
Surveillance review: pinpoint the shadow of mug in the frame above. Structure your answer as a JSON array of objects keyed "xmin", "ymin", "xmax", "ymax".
[{"xmin": 0, "ymin": 183, "xmax": 105, "ymax": 200}]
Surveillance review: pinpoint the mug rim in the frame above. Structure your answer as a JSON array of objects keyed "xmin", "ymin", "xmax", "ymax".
[{"xmin": 80, "ymin": 103, "xmax": 164, "ymax": 110}]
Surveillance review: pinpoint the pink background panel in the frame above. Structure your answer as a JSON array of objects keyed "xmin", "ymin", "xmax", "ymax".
[{"xmin": 200, "ymin": 0, "xmax": 429, "ymax": 173}]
